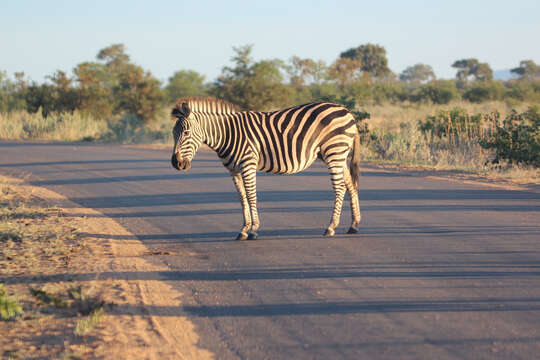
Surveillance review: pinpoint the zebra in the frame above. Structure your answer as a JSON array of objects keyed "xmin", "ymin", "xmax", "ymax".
[{"xmin": 171, "ymin": 97, "xmax": 361, "ymax": 240}]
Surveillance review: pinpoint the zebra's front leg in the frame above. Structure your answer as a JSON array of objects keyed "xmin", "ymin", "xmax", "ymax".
[
  {"xmin": 241, "ymin": 164, "xmax": 260, "ymax": 240},
  {"xmin": 324, "ymin": 166, "xmax": 347, "ymax": 237},
  {"xmin": 231, "ymin": 172, "xmax": 251, "ymax": 240}
]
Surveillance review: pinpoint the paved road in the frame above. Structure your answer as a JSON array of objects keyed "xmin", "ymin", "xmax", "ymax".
[{"xmin": 1, "ymin": 141, "xmax": 540, "ymax": 359}]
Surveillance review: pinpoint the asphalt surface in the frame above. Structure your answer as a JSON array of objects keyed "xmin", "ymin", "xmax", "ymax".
[{"xmin": 1, "ymin": 141, "xmax": 540, "ymax": 359}]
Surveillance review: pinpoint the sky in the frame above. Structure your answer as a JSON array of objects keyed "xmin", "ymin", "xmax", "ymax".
[{"xmin": 1, "ymin": 0, "xmax": 539, "ymax": 84}]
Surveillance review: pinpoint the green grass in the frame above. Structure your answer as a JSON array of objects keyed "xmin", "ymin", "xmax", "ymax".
[
  {"xmin": 74, "ymin": 307, "xmax": 105, "ymax": 337},
  {"xmin": 0, "ymin": 284, "xmax": 23, "ymax": 321}
]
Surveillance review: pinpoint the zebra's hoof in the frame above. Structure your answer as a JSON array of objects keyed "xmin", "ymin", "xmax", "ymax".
[
  {"xmin": 236, "ymin": 232, "xmax": 248, "ymax": 241},
  {"xmin": 347, "ymin": 227, "xmax": 358, "ymax": 234},
  {"xmin": 247, "ymin": 232, "xmax": 258, "ymax": 240},
  {"xmin": 323, "ymin": 228, "xmax": 335, "ymax": 237}
]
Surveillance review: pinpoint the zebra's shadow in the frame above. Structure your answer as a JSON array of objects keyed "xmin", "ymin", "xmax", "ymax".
[{"xmin": 81, "ymin": 227, "xmax": 332, "ymax": 244}]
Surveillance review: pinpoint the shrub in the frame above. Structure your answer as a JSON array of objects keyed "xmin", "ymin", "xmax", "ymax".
[
  {"xmin": 463, "ymin": 81, "xmax": 504, "ymax": 103},
  {"xmin": 411, "ymin": 80, "xmax": 460, "ymax": 104},
  {"xmin": 480, "ymin": 107, "xmax": 540, "ymax": 166},
  {"xmin": 504, "ymin": 80, "xmax": 540, "ymax": 103},
  {"xmin": 372, "ymin": 82, "xmax": 408, "ymax": 104}
]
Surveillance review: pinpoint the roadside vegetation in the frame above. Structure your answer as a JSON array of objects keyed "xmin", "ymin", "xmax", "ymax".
[
  {"xmin": 1, "ymin": 43, "xmax": 538, "ymax": 181},
  {"xmin": 0, "ymin": 176, "xmax": 110, "ymax": 359}
]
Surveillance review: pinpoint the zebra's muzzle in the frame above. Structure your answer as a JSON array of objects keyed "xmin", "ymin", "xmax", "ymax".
[{"xmin": 171, "ymin": 153, "xmax": 191, "ymax": 171}]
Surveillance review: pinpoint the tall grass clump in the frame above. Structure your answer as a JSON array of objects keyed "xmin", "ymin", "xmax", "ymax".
[{"xmin": 0, "ymin": 108, "xmax": 173, "ymax": 144}]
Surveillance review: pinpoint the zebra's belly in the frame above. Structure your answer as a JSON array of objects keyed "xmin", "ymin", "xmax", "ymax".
[{"xmin": 260, "ymin": 152, "xmax": 319, "ymax": 175}]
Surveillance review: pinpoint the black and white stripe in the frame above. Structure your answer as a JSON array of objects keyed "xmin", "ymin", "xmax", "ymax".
[{"xmin": 171, "ymin": 97, "xmax": 361, "ymax": 240}]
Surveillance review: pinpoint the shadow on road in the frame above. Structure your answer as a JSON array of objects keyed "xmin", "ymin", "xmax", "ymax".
[
  {"xmin": 181, "ymin": 298, "xmax": 540, "ymax": 317},
  {"xmin": 65, "ymin": 189, "xmax": 540, "ymax": 210},
  {"xmin": 5, "ymin": 260, "xmax": 540, "ymax": 285}
]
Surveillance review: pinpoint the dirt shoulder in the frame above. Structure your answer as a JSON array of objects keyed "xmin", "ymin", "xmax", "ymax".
[{"xmin": 0, "ymin": 175, "xmax": 213, "ymax": 359}]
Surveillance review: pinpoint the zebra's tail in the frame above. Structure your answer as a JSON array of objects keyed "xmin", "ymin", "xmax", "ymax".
[{"xmin": 350, "ymin": 129, "xmax": 361, "ymax": 190}]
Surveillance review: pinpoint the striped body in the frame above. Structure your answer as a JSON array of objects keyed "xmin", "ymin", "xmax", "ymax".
[{"xmin": 171, "ymin": 98, "xmax": 361, "ymax": 239}]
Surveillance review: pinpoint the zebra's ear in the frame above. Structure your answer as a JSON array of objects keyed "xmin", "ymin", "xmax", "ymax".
[
  {"xmin": 171, "ymin": 108, "xmax": 184, "ymax": 119},
  {"xmin": 171, "ymin": 107, "xmax": 183, "ymax": 119},
  {"xmin": 181, "ymin": 102, "xmax": 191, "ymax": 118}
]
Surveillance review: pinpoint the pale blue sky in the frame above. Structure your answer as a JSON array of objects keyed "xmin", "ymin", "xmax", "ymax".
[{"xmin": 1, "ymin": 0, "xmax": 538, "ymax": 83}]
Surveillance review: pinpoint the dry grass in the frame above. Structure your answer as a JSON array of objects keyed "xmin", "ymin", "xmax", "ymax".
[
  {"xmin": 0, "ymin": 110, "xmax": 108, "ymax": 142},
  {"xmin": 360, "ymin": 101, "xmax": 539, "ymax": 183},
  {"xmin": 0, "ymin": 179, "xmax": 85, "ymax": 275},
  {"xmin": 0, "ymin": 175, "xmax": 215, "ymax": 359},
  {"xmin": 364, "ymin": 100, "xmax": 532, "ymax": 133},
  {"xmin": 0, "ymin": 110, "xmax": 173, "ymax": 144},
  {"xmin": 0, "ymin": 176, "xmax": 109, "ymax": 359}
]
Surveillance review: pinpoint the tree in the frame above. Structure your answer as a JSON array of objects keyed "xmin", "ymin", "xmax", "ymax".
[
  {"xmin": 113, "ymin": 64, "xmax": 164, "ymax": 122},
  {"xmin": 166, "ymin": 70, "xmax": 207, "ymax": 103},
  {"xmin": 213, "ymin": 45, "xmax": 292, "ymax": 110},
  {"xmin": 452, "ymin": 58, "xmax": 493, "ymax": 81},
  {"xmin": 73, "ymin": 61, "xmax": 114, "ymax": 117},
  {"xmin": 47, "ymin": 70, "xmax": 80, "ymax": 113},
  {"xmin": 0, "ymin": 71, "xmax": 27, "ymax": 112},
  {"xmin": 474, "ymin": 62, "xmax": 493, "ymax": 81},
  {"xmin": 511, "ymin": 60, "xmax": 540, "ymax": 80},
  {"xmin": 286, "ymin": 56, "xmax": 330, "ymax": 86},
  {"xmin": 339, "ymin": 43, "xmax": 392, "ymax": 79},
  {"xmin": 245, "ymin": 59, "xmax": 293, "ymax": 110},
  {"xmin": 329, "ymin": 57, "xmax": 363, "ymax": 87},
  {"xmin": 97, "ymin": 44, "xmax": 130, "ymax": 73},
  {"xmin": 83, "ymin": 44, "xmax": 165, "ymax": 121},
  {"xmin": 399, "ymin": 63, "xmax": 436, "ymax": 83},
  {"xmin": 25, "ymin": 83, "xmax": 55, "ymax": 116}
]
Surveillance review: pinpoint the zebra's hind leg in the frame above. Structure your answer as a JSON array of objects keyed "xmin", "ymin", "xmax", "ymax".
[
  {"xmin": 343, "ymin": 166, "xmax": 361, "ymax": 234},
  {"xmin": 323, "ymin": 163, "xmax": 347, "ymax": 237},
  {"xmin": 231, "ymin": 172, "xmax": 251, "ymax": 240}
]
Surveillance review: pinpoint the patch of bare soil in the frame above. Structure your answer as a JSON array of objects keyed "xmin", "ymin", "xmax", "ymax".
[{"xmin": 0, "ymin": 175, "xmax": 213, "ymax": 359}]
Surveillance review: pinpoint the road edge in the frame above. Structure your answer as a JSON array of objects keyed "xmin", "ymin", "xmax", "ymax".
[{"xmin": 3, "ymin": 174, "xmax": 214, "ymax": 360}]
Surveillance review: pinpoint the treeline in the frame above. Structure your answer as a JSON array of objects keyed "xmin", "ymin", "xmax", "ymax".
[{"xmin": 1, "ymin": 43, "xmax": 539, "ymax": 121}]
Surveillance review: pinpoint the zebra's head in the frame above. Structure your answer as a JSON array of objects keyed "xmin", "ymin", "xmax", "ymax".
[{"xmin": 171, "ymin": 102, "xmax": 203, "ymax": 171}]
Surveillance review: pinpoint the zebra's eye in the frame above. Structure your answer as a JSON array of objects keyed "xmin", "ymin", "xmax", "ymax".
[{"xmin": 183, "ymin": 129, "xmax": 191, "ymax": 136}]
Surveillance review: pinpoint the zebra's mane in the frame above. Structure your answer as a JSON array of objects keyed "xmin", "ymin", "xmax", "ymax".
[{"xmin": 174, "ymin": 97, "xmax": 240, "ymax": 116}]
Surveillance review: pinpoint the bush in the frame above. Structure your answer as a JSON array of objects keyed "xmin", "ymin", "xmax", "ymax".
[
  {"xmin": 463, "ymin": 81, "xmax": 504, "ymax": 103},
  {"xmin": 480, "ymin": 107, "xmax": 540, "ymax": 166},
  {"xmin": 372, "ymin": 82, "xmax": 408, "ymax": 104},
  {"xmin": 504, "ymin": 80, "xmax": 540, "ymax": 103},
  {"xmin": 411, "ymin": 80, "xmax": 459, "ymax": 104}
]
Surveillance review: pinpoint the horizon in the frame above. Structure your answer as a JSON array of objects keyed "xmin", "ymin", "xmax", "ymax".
[{"xmin": 1, "ymin": 0, "xmax": 539, "ymax": 84}]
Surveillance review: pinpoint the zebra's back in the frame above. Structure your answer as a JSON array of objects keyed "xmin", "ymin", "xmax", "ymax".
[{"xmin": 241, "ymin": 102, "xmax": 356, "ymax": 174}]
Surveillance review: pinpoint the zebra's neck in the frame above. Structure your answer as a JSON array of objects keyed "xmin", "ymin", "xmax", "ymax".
[{"xmin": 198, "ymin": 113, "xmax": 233, "ymax": 155}]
